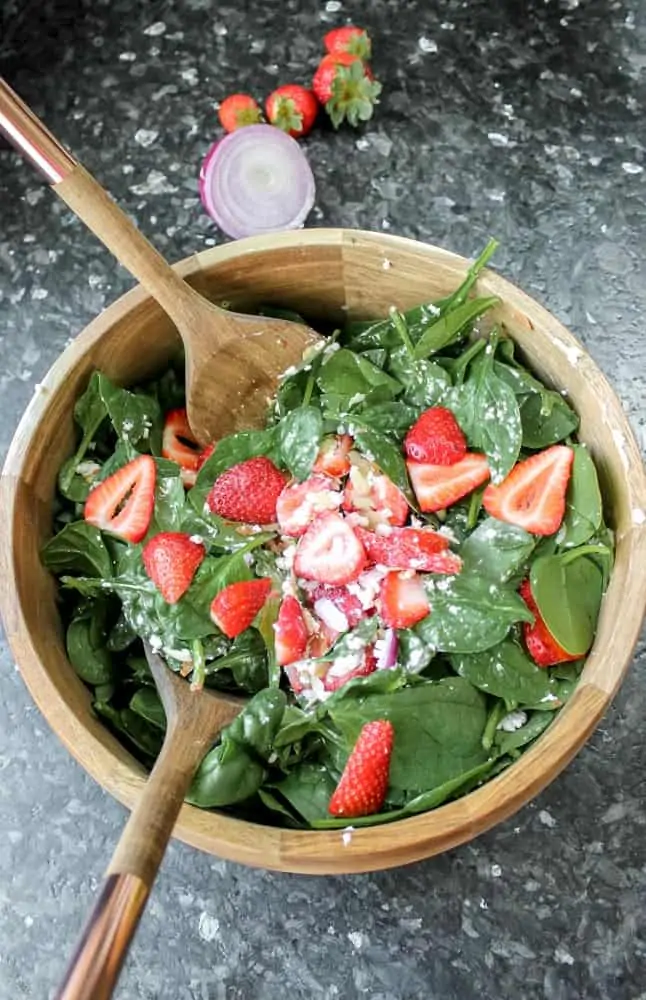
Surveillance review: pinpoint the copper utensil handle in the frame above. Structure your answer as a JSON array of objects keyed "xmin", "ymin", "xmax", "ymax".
[
  {"xmin": 54, "ymin": 874, "xmax": 149, "ymax": 1000},
  {"xmin": 0, "ymin": 77, "xmax": 76, "ymax": 183}
]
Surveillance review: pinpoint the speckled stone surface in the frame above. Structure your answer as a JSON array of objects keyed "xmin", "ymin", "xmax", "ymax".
[{"xmin": 1, "ymin": 1, "xmax": 646, "ymax": 997}]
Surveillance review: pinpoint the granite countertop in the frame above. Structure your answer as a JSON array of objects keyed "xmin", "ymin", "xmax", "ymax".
[{"xmin": 1, "ymin": 0, "xmax": 645, "ymax": 997}]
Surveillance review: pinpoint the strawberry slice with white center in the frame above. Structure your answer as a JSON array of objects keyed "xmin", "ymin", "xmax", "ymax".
[
  {"xmin": 210, "ymin": 578, "xmax": 272, "ymax": 638},
  {"xmin": 84, "ymin": 454, "xmax": 156, "ymax": 543},
  {"xmin": 276, "ymin": 474, "xmax": 342, "ymax": 537},
  {"xmin": 162, "ymin": 408, "xmax": 202, "ymax": 487},
  {"xmin": 313, "ymin": 433, "xmax": 354, "ymax": 477},
  {"xmin": 142, "ymin": 532, "xmax": 205, "ymax": 604},
  {"xmin": 343, "ymin": 463, "xmax": 409, "ymax": 529},
  {"xmin": 483, "ymin": 445, "xmax": 574, "ymax": 536},
  {"xmin": 294, "ymin": 512, "xmax": 366, "ymax": 585},
  {"xmin": 356, "ymin": 526, "xmax": 462, "ymax": 575},
  {"xmin": 275, "ymin": 595, "xmax": 310, "ymax": 666},
  {"xmin": 407, "ymin": 452, "xmax": 490, "ymax": 513},
  {"xmin": 378, "ymin": 571, "xmax": 430, "ymax": 629}
]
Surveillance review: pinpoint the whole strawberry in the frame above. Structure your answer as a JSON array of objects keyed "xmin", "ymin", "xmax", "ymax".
[
  {"xmin": 218, "ymin": 93, "xmax": 263, "ymax": 132},
  {"xmin": 329, "ymin": 720, "xmax": 394, "ymax": 817},
  {"xmin": 312, "ymin": 52, "xmax": 381, "ymax": 128},
  {"xmin": 324, "ymin": 25, "xmax": 372, "ymax": 60},
  {"xmin": 265, "ymin": 85, "xmax": 319, "ymax": 139},
  {"xmin": 206, "ymin": 456, "xmax": 288, "ymax": 524}
]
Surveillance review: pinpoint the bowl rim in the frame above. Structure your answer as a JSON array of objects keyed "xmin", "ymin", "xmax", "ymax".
[{"xmin": 2, "ymin": 227, "xmax": 646, "ymax": 875}]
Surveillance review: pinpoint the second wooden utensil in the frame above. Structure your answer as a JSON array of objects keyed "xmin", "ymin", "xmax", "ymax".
[
  {"xmin": 0, "ymin": 78, "xmax": 322, "ymax": 444},
  {"xmin": 55, "ymin": 643, "xmax": 245, "ymax": 1000}
]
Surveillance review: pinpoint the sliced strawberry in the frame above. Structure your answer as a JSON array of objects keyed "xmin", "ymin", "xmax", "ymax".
[
  {"xmin": 407, "ymin": 452, "xmax": 490, "ymax": 513},
  {"xmin": 519, "ymin": 579, "xmax": 581, "ymax": 667},
  {"xmin": 313, "ymin": 434, "xmax": 354, "ymax": 478},
  {"xmin": 310, "ymin": 583, "xmax": 368, "ymax": 631},
  {"xmin": 206, "ymin": 457, "xmax": 288, "ymax": 525},
  {"xmin": 275, "ymin": 595, "xmax": 310, "ymax": 666},
  {"xmin": 328, "ymin": 719, "xmax": 394, "ymax": 818},
  {"xmin": 142, "ymin": 532, "xmax": 205, "ymax": 604},
  {"xmin": 356, "ymin": 525, "xmax": 462, "ymax": 575},
  {"xmin": 276, "ymin": 475, "xmax": 342, "ymax": 537},
  {"xmin": 84, "ymin": 454, "xmax": 156, "ymax": 543},
  {"xmin": 343, "ymin": 464, "xmax": 409, "ymax": 529},
  {"xmin": 162, "ymin": 408, "xmax": 202, "ymax": 487},
  {"xmin": 404, "ymin": 406, "xmax": 467, "ymax": 465},
  {"xmin": 284, "ymin": 663, "xmax": 307, "ymax": 694},
  {"xmin": 323, "ymin": 646, "xmax": 377, "ymax": 692},
  {"xmin": 210, "ymin": 578, "xmax": 272, "ymax": 638},
  {"xmin": 378, "ymin": 571, "xmax": 430, "ymax": 629},
  {"xmin": 483, "ymin": 445, "xmax": 574, "ymax": 536},
  {"xmin": 307, "ymin": 620, "xmax": 339, "ymax": 658},
  {"xmin": 294, "ymin": 512, "xmax": 366, "ymax": 586}
]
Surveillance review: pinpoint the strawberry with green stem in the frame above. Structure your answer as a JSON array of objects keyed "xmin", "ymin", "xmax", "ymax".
[
  {"xmin": 265, "ymin": 85, "xmax": 319, "ymax": 139},
  {"xmin": 218, "ymin": 94, "xmax": 263, "ymax": 133},
  {"xmin": 312, "ymin": 52, "xmax": 382, "ymax": 128}
]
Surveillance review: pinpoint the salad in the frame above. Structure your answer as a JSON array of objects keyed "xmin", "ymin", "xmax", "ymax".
[{"xmin": 42, "ymin": 240, "xmax": 614, "ymax": 828}]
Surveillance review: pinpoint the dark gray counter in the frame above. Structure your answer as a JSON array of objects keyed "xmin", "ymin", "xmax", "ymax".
[{"xmin": 1, "ymin": 1, "xmax": 645, "ymax": 997}]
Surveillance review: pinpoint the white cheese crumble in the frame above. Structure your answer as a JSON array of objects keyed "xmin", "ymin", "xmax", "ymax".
[{"xmin": 497, "ymin": 710, "xmax": 527, "ymax": 732}]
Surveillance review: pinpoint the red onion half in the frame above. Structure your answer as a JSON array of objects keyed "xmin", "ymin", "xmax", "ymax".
[{"xmin": 199, "ymin": 124, "xmax": 316, "ymax": 239}]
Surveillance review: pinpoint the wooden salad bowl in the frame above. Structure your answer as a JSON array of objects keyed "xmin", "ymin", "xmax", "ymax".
[{"xmin": 2, "ymin": 229, "xmax": 645, "ymax": 875}]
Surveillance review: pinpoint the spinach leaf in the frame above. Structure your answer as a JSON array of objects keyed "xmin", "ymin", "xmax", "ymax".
[
  {"xmin": 151, "ymin": 473, "xmax": 186, "ymax": 533},
  {"xmin": 129, "ymin": 688, "xmax": 166, "ymax": 730},
  {"xmin": 352, "ymin": 428, "xmax": 413, "ymax": 502},
  {"xmin": 417, "ymin": 573, "xmax": 533, "ymax": 653},
  {"xmin": 42, "ymin": 521, "xmax": 113, "ymax": 579},
  {"xmin": 494, "ymin": 711, "xmax": 553, "ymax": 755},
  {"xmin": 460, "ymin": 517, "xmax": 535, "ymax": 583},
  {"xmin": 355, "ymin": 400, "xmax": 422, "ymax": 437},
  {"xmin": 450, "ymin": 640, "xmax": 551, "ymax": 707},
  {"xmin": 57, "ymin": 456, "xmax": 99, "ymax": 503},
  {"xmin": 518, "ymin": 393, "xmax": 579, "ymax": 449},
  {"xmin": 530, "ymin": 552, "xmax": 604, "ymax": 656},
  {"xmin": 317, "ymin": 348, "xmax": 401, "ymax": 401},
  {"xmin": 94, "ymin": 700, "xmax": 164, "ymax": 758},
  {"xmin": 396, "ymin": 629, "xmax": 435, "ymax": 673},
  {"xmin": 185, "ymin": 551, "xmax": 254, "ymax": 617},
  {"xmin": 180, "ymin": 508, "xmax": 274, "ymax": 554},
  {"xmin": 447, "ymin": 343, "xmax": 522, "ymax": 483},
  {"xmin": 277, "ymin": 406, "xmax": 323, "ymax": 481},
  {"xmin": 387, "ymin": 347, "xmax": 450, "ymax": 409},
  {"xmin": 95, "ymin": 374, "xmax": 162, "ymax": 451},
  {"xmin": 328, "ymin": 677, "xmax": 488, "ymax": 794},
  {"xmin": 205, "ymin": 629, "xmax": 268, "ymax": 694},
  {"xmin": 272, "ymin": 764, "xmax": 339, "ymax": 824},
  {"xmin": 413, "ymin": 296, "xmax": 500, "ymax": 360},
  {"xmin": 66, "ymin": 604, "xmax": 114, "ymax": 685},
  {"xmin": 557, "ymin": 445, "xmax": 603, "ymax": 549},
  {"xmin": 254, "ymin": 593, "xmax": 281, "ymax": 687},
  {"xmin": 227, "ymin": 688, "xmax": 286, "ymax": 758}
]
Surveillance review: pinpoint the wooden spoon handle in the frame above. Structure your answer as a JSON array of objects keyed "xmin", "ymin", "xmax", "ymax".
[
  {"xmin": 54, "ymin": 724, "xmax": 206, "ymax": 1000},
  {"xmin": 0, "ymin": 77, "xmax": 201, "ymax": 326}
]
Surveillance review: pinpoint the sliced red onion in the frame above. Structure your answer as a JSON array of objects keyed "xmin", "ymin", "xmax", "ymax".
[
  {"xmin": 375, "ymin": 628, "xmax": 398, "ymax": 671},
  {"xmin": 313, "ymin": 597, "xmax": 349, "ymax": 634},
  {"xmin": 199, "ymin": 124, "xmax": 316, "ymax": 239}
]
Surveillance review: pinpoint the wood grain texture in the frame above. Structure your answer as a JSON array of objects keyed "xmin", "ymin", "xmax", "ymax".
[
  {"xmin": 2, "ymin": 229, "xmax": 646, "ymax": 875},
  {"xmin": 55, "ymin": 648, "xmax": 244, "ymax": 999}
]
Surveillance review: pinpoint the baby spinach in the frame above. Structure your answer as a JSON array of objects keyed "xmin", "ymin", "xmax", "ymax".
[
  {"xmin": 530, "ymin": 551, "xmax": 604, "ymax": 656},
  {"xmin": 66, "ymin": 604, "xmax": 114, "ymax": 685},
  {"xmin": 494, "ymin": 711, "xmax": 553, "ymax": 755},
  {"xmin": 42, "ymin": 522, "xmax": 113, "ymax": 579},
  {"xmin": 205, "ymin": 630, "xmax": 268, "ymax": 693},
  {"xmin": 150, "ymin": 472, "xmax": 186, "ymax": 534},
  {"xmin": 450, "ymin": 640, "xmax": 551, "ymax": 708},
  {"xmin": 413, "ymin": 296, "xmax": 500, "ymax": 360},
  {"xmin": 272, "ymin": 764, "xmax": 339, "ymax": 825},
  {"xmin": 129, "ymin": 688, "xmax": 166, "ymax": 730},
  {"xmin": 495, "ymin": 361, "xmax": 579, "ymax": 448},
  {"xmin": 317, "ymin": 348, "xmax": 402, "ymax": 402},
  {"xmin": 387, "ymin": 346, "xmax": 450, "ymax": 409},
  {"xmin": 557, "ymin": 445, "xmax": 603, "ymax": 549},
  {"xmin": 417, "ymin": 573, "xmax": 533, "ymax": 653},
  {"xmin": 352, "ymin": 427, "xmax": 413, "ymax": 502},
  {"xmin": 277, "ymin": 405, "xmax": 323, "ymax": 481},
  {"xmin": 460, "ymin": 518, "xmax": 535, "ymax": 583},
  {"xmin": 396, "ymin": 629, "xmax": 435, "ymax": 673},
  {"xmin": 447, "ymin": 340, "xmax": 522, "ymax": 482}
]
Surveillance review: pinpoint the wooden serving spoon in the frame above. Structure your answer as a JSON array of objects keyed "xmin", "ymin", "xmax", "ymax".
[
  {"xmin": 55, "ymin": 643, "xmax": 245, "ymax": 1000},
  {"xmin": 0, "ymin": 78, "xmax": 322, "ymax": 444}
]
